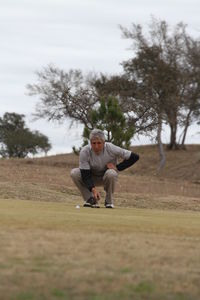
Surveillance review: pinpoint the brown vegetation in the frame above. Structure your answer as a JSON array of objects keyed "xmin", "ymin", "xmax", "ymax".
[{"xmin": 0, "ymin": 144, "xmax": 199, "ymax": 210}]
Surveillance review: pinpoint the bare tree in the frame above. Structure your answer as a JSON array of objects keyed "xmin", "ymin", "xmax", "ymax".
[
  {"xmin": 27, "ymin": 65, "xmax": 157, "ymax": 147},
  {"xmin": 27, "ymin": 65, "xmax": 98, "ymax": 129}
]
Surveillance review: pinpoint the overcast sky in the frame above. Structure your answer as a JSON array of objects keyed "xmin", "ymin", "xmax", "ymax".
[{"xmin": 1, "ymin": 0, "xmax": 200, "ymax": 155}]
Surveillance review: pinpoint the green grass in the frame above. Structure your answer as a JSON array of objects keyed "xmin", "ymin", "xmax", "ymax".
[{"xmin": 0, "ymin": 199, "xmax": 200, "ymax": 300}]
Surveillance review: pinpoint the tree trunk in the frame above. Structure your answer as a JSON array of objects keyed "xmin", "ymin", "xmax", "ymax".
[
  {"xmin": 157, "ymin": 115, "xmax": 166, "ymax": 172},
  {"xmin": 168, "ymin": 122, "xmax": 178, "ymax": 150},
  {"xmin": 181, "ymin": 109, "xmax": 192, "ymax": 149}
]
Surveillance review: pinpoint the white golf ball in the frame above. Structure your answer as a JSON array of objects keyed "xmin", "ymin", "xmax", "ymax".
[{"xmin": 76, "ymin": 205, "xmax": 80, "ymax": 209}]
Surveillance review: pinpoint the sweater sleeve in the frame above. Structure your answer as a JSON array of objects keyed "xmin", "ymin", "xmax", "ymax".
[
  {"xmin": 80, "ymin": 169, "xmax": 95, "ymax": 191},
  {"xmin": 116, "ymin": 152, "xmax": 139, "ymax": 171}
]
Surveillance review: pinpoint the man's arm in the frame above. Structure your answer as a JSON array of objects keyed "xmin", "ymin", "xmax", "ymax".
[
  {"xmin": 116, "ymin": 152, "xmax": 139, "ymax": 171},
  {"xmin": 80, "ymin": 169, "xmax": 94, "ymax": 191},
  {"xmin": 80, "ymin": 169, "xmax": 100, "ymax": 200}
]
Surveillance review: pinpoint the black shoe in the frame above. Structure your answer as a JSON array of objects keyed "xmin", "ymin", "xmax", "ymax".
[
  {"xmin": 84, "ymin": 197, "xmax": 100, "ymax": 208},
  {"xmin": 83, "ymin": 197, "xmax": 95, "ymax": 207},
  {"xmin": 92, "ymin": 201, "xmax": 100, "ymax": 208},
  {"xmin": 105, "ymin": 202, "xmax": 114, "ymax": 208}
]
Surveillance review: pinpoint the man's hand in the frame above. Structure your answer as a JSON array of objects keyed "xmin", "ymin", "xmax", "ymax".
[
  {"xmin": 107, "ymin": 163, "xmax": 117, "ymax": 171},
  {"xmin": 91, "ymin": 187, "xmax": 100, "ymax": 201}
]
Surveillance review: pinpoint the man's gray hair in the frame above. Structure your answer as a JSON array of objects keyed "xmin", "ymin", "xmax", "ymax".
[{"xmin": 89, "ymin": 129, "xmax": 105, "ymax": 141}]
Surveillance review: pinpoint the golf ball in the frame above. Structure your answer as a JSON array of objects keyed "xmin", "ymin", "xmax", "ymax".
[{"xmin": 76, "ymin": 205, "xmax": 80, "ymax": 209}]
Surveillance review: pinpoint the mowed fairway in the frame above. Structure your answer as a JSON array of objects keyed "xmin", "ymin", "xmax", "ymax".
[{"xmin": 0, "ymin": 199, "xmax": 200, "ymax": 300}]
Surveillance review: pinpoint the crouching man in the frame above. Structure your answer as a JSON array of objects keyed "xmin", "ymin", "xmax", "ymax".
[{"xmin": 70, "ymin": 129, "xmax": 139, "ymax": 208}]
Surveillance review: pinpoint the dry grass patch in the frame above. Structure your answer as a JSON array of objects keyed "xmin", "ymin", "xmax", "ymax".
[{"xmin": 0, "ymin": 153, "xmax": 200, "ymax": 211}]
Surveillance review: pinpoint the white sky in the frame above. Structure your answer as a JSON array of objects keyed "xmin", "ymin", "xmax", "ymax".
[{"xmin": 0, "ymin": 0, "xmax": 200, "ymax": 155}]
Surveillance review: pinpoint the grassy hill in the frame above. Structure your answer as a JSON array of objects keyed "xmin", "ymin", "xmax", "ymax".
[
  {"xmin": 17, "ymin": 144, "xmax": 200, "ymax": 181},
  {"xmin": 132, "ymin": 144, "xmax": 200, "ymax": 182},
  {"xmin": 0, "ymin": 144, "xmax": 199, "ymax": 209}
]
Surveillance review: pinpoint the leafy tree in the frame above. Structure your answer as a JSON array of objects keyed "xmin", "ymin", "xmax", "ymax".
[
  {"xmin": 0, "ymin": 113, "xmax": 51, "ymax": 158},
  {"xmin": 91, "ymin": 73, "xmax": 157, "ymax": 135},
  {"xmin": 121, "ymin": 18, "xmax": 199, "ymax": 149},
  {"xmin": 121, "ymin": 18, "xmax": 200, "ymax": 149},
  {"xmin": 117, "ymin": 17, "xmax": 200, "ymax": 170},
  {"xmin": 90, "ymin": 97, "xmax": 134, "ymax": 147},
  {"xmin": 73, "ymin": 97, "xmax": 134, "ymax": 154},
  {"xmin": 179, "ymin": 39, "xmax": 200, "ymax": 147},
  {"xmin": 123, "ymin": 44, "xmax": 180, "ymax": 169}
]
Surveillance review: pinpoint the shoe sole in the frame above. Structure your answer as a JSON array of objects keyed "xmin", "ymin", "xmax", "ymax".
[{"xmin": 83, "ymin": 203, "xmax": 92, "ymax": 207}]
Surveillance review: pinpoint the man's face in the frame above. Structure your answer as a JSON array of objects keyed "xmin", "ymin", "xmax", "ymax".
[{"xmin": 91, "ymin": 138, "xmax": 105, "ymax": 155}]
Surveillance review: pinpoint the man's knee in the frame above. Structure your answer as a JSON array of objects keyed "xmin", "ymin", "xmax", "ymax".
[
  {"xmin": 70, "ymin": 168, "xmax": 81, "ymax": 180},
  {"xmin": 104, "ymin": 169, "xmax": 118, "ymax": 180}
]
